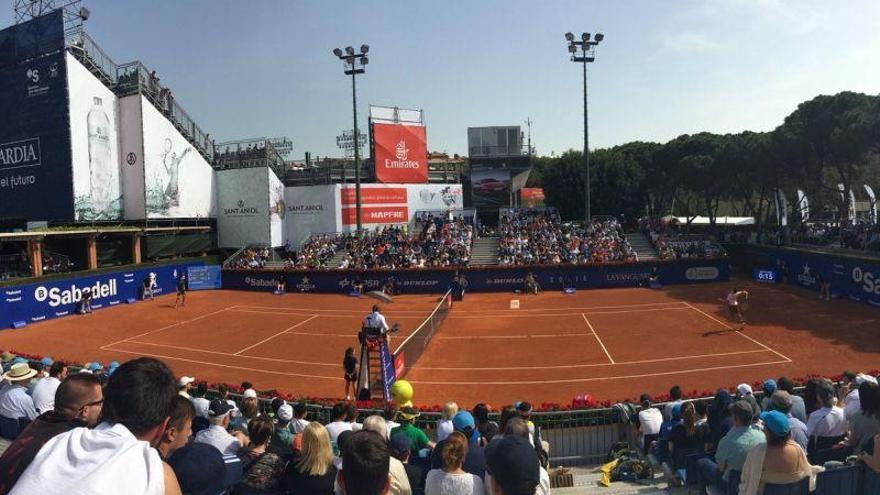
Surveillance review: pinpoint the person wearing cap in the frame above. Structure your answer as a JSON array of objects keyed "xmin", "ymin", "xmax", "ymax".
[
  {"xmin": 391, "ymin": 406, "xmax": 436, "ymax": 452},
  {"xmin": 845, "ymin": 380, "xmax": 880, "ymax": 455},
  {"xmin": 697, "ymin": 400, "xmax": 766, "ymax": 493},
  {"xmin": 177, "ymin": 376, "xmax": 195, "ymax": 399},
  {"xmin": 0, "ymin": 362, "xmax": 39, "ymax": 423},
  {"xmin": 30, "ymin": 361, "xmax": 68, "ymax": 415},
  {"xmin": 430, "ymin": 411, "xmax": 486, "ymax": 478},
  {"xmin": 390, "ymin": 433, "xmax": 424, "ymax": 495},
  {"xmin": 765, "ymin": 391, "xmax": 809, "ymax": 452},
  {"xmin": 760, "ymin": 379, "xmax": 777, "ymax": 412},
  {"xmin": 194, "ymin": 398, "xmax": 248, "ymax": 455},
  {"xmin": 269, "ymin": 402, "xmax": 295, "ymax": 459},
  {"xmin": 168, "ymin": 442, "xmax": 226, "ymax": 495},
  {"xmin": 739, "ymin": 411, "xmax": 813, "ymax": 495},
  {"xmin": 515, "ymin": 401, "xmax": 545, "ymax": 450},
  {"xmin": 10, "ymin": 357, "xmax": 181, "ymax": 495},
  {"xmin": 636, "ymin": 394, "xmax": 663, "ymax": 454},
  {"xmin": 0, "ymin": 352, "xmax": 15, "ymax": 373},
  {"xmin": 425, "ymin": 431, "xmax": 485, "ymax": 495},
  {"xmin": 485, "ymin": 435, "xmax": 541, "ymax": 495},
  {"xmin": 654, "ymin": 402, "xmax": 682, "ymax": 464},
  {"xmin": 0, "ymin": 373, "xmax": 103, "ymax": 494},
  {"xmin": 805, "ymin": 380, "xmax": 847, "ymax": 448},
  {"xmin": 736, "ymin": 383, "xmax": 760, "ymax": 419}
]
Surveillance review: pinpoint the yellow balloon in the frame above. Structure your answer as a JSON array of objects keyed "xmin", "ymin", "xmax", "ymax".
[{"xmin": 390, "ymin": 379, "xmax": 414, "ymax": 406}]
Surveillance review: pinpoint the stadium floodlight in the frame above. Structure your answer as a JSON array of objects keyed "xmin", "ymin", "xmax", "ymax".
[
  {"xmin": 332, "ymin": 43, "xmax": 371, "ymax": 231},
  {"xmin": 564, "ymin": 30, "xmax": 605, "ymax": 225}
]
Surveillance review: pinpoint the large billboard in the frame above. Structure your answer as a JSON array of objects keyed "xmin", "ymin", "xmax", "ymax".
[
  {"xmin": 340, "ymin": 183, "xmax": 463, "ymax": 227},
  {"xmin": 470, "ymin": 168, "xmax": 511, "ymax": 209},
  {"xmin": 373, "ymin": 123, "xmax": 428, "ymax": 184},
  {"xmin": 119, "ymin": 95, "xmax": 145, "ymax": 220},
  {"xmin": 216, "ymin": 168, "xmax": 269, "ymax": 248},
  {"xmin": 268, "ymin": 168, "xmax": 285, "ymax": 247},
  {"xmin": 67, "ymin": 53, "xmax": 122, "ymax": 221},
  {"xmin": 284, "ymin": 185, "xmax": 338, "ymax": 247},
  {"xmin": 0, "ymin": 12, "xmax": 71, "ymax": 221},
  {"xmin": 141, "ymin": 96, "xmax": 215, "ymax": 218}
]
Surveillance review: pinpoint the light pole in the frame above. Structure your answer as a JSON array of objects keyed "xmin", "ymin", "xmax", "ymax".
[
  {"xmin": 333, "ymin": 44, "xmax": 369, "ymax": 231},
  {"xmin": 565, "ymin": 32, "xmax": 603, "ymax": 225}
]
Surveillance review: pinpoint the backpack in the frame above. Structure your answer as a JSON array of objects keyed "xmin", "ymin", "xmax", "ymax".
[
  {"xmin": 605, "ymin": 441, "xmax": 633, "ymax": 462},
  {"xmin": 611, "ymin": 456, "xmax": 653, "ymax": 482},
  {"xmin": 611, "ymin": 402, "xmax": 638, "ymax": 424}
]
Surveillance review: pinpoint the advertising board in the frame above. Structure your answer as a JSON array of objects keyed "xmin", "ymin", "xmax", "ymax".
[
  {"xmin": 268, "ymin": 168, "xmax": 285, "ymax": 247},
  {"xmin": 215, "ymin": 168, "xmax": 269, "ymax": 248},
  {"xmin": 141, "ymin": 96, "xmax": 216, "ymax": 218},
  {"xmin": 762, "ymin": 250, "xmax": 880, "ymax": 308},
  {"xmin": 470, "ymin": 168, "xmax": 510, "ymax": 209},
  {"xmin": 373, "ymin": 122, "xmax": 428, "ymax": 184},
  {"xmin": 67, "ymin": 53, "xmax": 122, "ymax": 221},
  {"xmin": 284, "ymin": 185, "xmax": 339, "ymax": 247},
  {"xmin": 119, "ymin": 95, "xmax": 146, "ymax": 219}
]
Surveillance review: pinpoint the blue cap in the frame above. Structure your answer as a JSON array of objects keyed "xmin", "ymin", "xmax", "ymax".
[
  {"xmin": 11, "ymin": 357, "xmax": 27, "ymax": 365},
  {"xmin": 41, "ymin": 357, "xmax": 53, "ymax": 366},
  {"xmin": 763, "ymin": 379, "xmax": 777, "ymax": 395},
  {"xmin": 760, "ymin": 410, "xmax": 790, "ymax": 436},
  {"xmin": 109, "ymin": 361, "xmax": 120, "ymax": 368},
  {"xmin": 452, "ymin": 411, "xmax": 475, "ymax": 431},
  {"xmin": 89, "ymin": 362, "xmax": 103, "ymax": 371},
  {"xmin": 389, "ymin": 433, "xmax": 412, "ymax": 454}
]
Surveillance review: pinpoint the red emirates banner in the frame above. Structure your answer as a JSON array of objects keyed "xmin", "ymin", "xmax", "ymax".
[
  {"xmin": 373, "ymin": 123, "xmax": 428, "ymax": 183},
  {"xmin": 340, "ymin": 186, "xmax": 407, "ymax": 205},
  {"xmin": 342, "ymin": 206, "xmax": 409, "ymax": 226}
]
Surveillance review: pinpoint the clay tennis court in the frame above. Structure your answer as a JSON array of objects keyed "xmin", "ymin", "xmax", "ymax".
[{"xmin": 0, "ymin": 280, "xmax": 878, "ymax": 407}]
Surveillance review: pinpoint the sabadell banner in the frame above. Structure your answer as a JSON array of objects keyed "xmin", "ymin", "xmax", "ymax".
[{"xmin": 372, "ymin": 122, "xmax": 428, "ymax": 184}]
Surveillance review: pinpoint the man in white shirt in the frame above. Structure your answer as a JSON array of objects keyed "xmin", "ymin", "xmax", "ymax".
[
  {"xmin": 0, "ymin": 363, "xmax": 39, "ymax": 422},
  {"xmin": 11, "ymin": 357, "xmax": 181, "ymax": 495},
  {"xmin": 290, "ymin": 402, "xmax": 310, "ymax": 434},
  {"xmin": 326, "ymin": 402, "xmax": 353, "ymax": 443},
  {"xmin": 31, "ymin": 361, "xmax": 68, "ymax": 414},
  {"xmin": 636, "ymin": 394, "xmax": 663, "ymax": 452},
  {"xmin": 194, "ymin": 399, "xmax": 247, "ymax": 455},
  {"xmin": 177, "ymin": 376, "xmax": 194, "ymax": 399},
  {"xmin": 806, "ymin": 382, "xmax": 849, "ymax": 440},
  {"xmin": 190, "ymin": 382, "xmax": 210, "ymax": 419}
]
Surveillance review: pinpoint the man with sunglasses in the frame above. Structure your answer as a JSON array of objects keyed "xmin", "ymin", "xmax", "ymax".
[{"xmin": 0, "ymin": 373, "xmax": 103, "ymax": 494}]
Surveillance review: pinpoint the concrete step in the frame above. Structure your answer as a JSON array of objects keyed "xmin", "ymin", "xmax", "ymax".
[{"xmin": 471, "ymin": 236, "xmax": 500, "ymax": 266}]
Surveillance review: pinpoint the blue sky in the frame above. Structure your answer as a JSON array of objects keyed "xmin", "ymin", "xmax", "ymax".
[{"xmin": 4, "ymin": 0, "xmax": 878, "ymax": 158}]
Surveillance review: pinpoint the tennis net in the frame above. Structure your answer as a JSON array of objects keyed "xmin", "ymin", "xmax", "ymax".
[{"xmin": 392, "ymin": 289, "xmax": 452, "ymax": 378}]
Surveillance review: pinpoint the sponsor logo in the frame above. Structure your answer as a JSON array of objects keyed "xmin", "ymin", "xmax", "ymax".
[
  {"xmin": 287, "ymin": 204, "xmax": 324, "ymax": 214},
  {"xmin": 797, "ymin": 263, "xmax": 817, "ymax": 287},
  {"xmin": 0, "ymin": 138, "xmax": 41, "ymax": 170},
  {"xmin": 224, "ymin": 199, "xmax": 259, "ymax": 217},
  {"xmin": 852, "ymin": 267, "xmax": 880, "ymax": 296},
  {"xmin": 295, "ymin": 276, "xmax": 316, "ymax": 292},
  {"xmin": 685, "ymin": 267, "xmax": 720, "ymax": 281},
  {"xmin": 486, "ymin": 277, "xmax": 523, "ymax": 285},
  {"xmin": 34, "ymin": 279, "xmax": 118, "ymax": 307},
  {"xmin": 383, "ymin": 140, "xmax": 420, "ymax": 169},
  {"xmin": 401, "ymin": 280, "xmax": 440, "ymax": 287},
  {"xmin": 244, "ymin": 277, "xmax": 276, "ymax": 288},
  {"xmin": 606, "ymin": 272, "xmax": 650, "ymax": 281}
]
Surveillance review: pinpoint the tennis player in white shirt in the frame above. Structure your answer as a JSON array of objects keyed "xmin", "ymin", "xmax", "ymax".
[
  {"xmin": 364, "ymin": 305, "xmax": 390, "ymax": 345},
  {"xmin": 723, "ymin": 287, "xmax": 749, "ymax": 326}
]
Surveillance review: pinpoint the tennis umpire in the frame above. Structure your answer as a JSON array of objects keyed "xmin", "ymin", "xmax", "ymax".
[{"xmin": 361, "ymin": 305, "xmax": 396, "ymax": 348}]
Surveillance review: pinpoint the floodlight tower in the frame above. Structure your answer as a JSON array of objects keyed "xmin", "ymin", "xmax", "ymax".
[
  {"xmin": 333, "ymin": 44, "xmax": 369, "ymax": 232},
  {"xmin": 565, "ymin": 31, "xmax": 604, "ymax": 225}
]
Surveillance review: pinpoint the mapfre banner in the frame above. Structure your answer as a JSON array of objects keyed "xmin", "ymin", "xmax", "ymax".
[{"xmin": 373, "ymin": 123, "xmax": 428, "ymax": 183}]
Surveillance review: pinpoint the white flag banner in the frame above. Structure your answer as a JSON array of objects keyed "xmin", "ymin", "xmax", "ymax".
[
  {"xmin": 865, "ymin": 184, "xmax": 877, "ymax": 225},
  {"xmin": 849, "ymin": 190, "xmax": 857, "ymax": 223},
  {"xmin": 796, "ymin": 189, "xmax": 810, "ymax": 222},
  {"xmin": 776, "ymin": 189, "xmax": 788, "ymax": 227}
]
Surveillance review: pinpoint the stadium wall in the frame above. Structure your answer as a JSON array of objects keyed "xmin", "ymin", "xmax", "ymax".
[
  {"xmin": 222, "ymin": 258, "xmax": 729, "ymax": 294},
  {"xmin": 746, "ymin": 246, "xmax": 880, "ymax": 308},
  {"xmin": 0, "ymin": 261, "xmax": 220, "ymax": 328},
  {"xmin": 119, "ymin": 94, "xmax": 146, "ymax": 219}
]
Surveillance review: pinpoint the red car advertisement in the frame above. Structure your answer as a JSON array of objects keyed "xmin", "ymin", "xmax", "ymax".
[{"xmin": 373, "ymin": 123, "xmax": 428, "ymax": 184}]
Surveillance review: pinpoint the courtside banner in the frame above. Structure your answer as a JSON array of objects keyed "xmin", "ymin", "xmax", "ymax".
[
  {"xmin": 373, "ymin": 123, "xmax": 428, "ymax": 184},
  {"xmin": 341, "ymin": 186, "xmax": 407, "ymax": 205},
  {"xmin": 222, "ymin": 259, "xmax": 728, "ymax": 294},
  {"xmin": 342, "ymin": 205, "xmax": 409, "ymax": 226},
  {"xmin": 1, "ymin": 261, "xmax": 208, "ymax": 328}
]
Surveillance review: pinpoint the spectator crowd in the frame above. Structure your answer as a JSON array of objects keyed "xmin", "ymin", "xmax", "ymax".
[
  {"xmin": 640, "ymin": 219, "xmax": 726, "ymax": 260},
  {"xmin": 497, "ymin": 209, "xmax": 637, "ymax": 265}
]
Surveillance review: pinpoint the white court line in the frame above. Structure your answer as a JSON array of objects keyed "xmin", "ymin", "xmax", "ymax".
[
  {"xmin": 102, "ymin": 307, "xmax": 231, "ymax": 348},
  {"xmin": 229, "ymin": 309, "xmax": 424, "ymax": 319},
  {"xmin": 582, "ymin": 313, "xmax": 615, "ymax": 364},
  {"xmin": 413, "ymin": 349, "xmax": 773, "ymax": 371},
  {"xmin": 683, "ymin": 302, "xmax": 793, "ymax": 363},
  {"xmin": 408, "ymin": 359, "xmax": 792, "ymax": 385},
  {"xmin": 444, "ymin": 306, "xmax": 693, "ymax": 319},
  {"xmin": 233, "ymin": 301, "xmax": 686, "ymax": 314},
  {"xmin": 232, "ymin": 305, "xmax": 434, "ymax": 314},
  {"xmin": 114, "ymin": 340, "xmax": 339, "ymax": 367},
  {"xmin": 233, "ymin": 315, "xmax": 319, "ymax": 355},
  {"xmin": 101, "ymin": 347, "xmax": 343, "ymax": 381}
]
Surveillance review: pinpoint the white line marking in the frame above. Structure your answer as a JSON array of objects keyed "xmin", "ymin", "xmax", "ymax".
[
  {"xmin": 114, "ymin": 340, "xmax": 339, "ymax": 367},
  {"xmin": 440, "ymin": 306, "xmax": 693, "ymax": 319},
  {"xmin": 683, "ymin": 302, "xmax": 793, "ymax": 363},
  {"xmin": 100, "ymin": 346, "xmax": 343, "ymax": 381},
  {"xmin": 103, "ymin": 307, "xmax": 231, "ymax": 348},
  {"xmin": 233, "ymin": 301, "xmax": 686, "ymax": 314},
  {"xmin": 582, "ymin": 313, "xmax": 614, "ymax": 364},
  {"xmin": 229, "ymin": 309, "xmax": 424, "ymax": 319},
  {"xmin": 233, "ymin": 315, "xmax": 319, "ymax": 355},
  {"xmin": 408, "ymin": 359, "xmax": 792, "ymax": 385},
  {"xmin": 232, "ymin": 305, "xmax": 433, "ymax": 314},
  {"xmin": 413, "ymin": 349, "xmax": 773, "ymax": 371}
]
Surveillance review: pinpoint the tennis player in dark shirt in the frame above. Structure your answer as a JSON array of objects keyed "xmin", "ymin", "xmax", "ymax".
[{"xmin": 343, "ymin": 347, "xmax": 358, "ymax": 401}]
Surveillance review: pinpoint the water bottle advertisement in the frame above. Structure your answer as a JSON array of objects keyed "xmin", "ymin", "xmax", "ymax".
[{"xmin": 67, "ymin": 52, "xmax": 123, "ymax": 221}]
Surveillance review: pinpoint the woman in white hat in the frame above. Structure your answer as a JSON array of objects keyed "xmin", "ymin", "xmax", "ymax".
[{"xmin": 0, "ymin": 363, "xmax": 39, "ymax": 422}]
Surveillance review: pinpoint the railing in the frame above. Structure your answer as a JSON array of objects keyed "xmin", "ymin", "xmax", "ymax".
[
  {"xmin": 213, "ymin": 138, "xmax": 287, "ymax": 178},
  {"xmin": 468, "ymin": 144, "xmax": 527, "ymax": 157}
]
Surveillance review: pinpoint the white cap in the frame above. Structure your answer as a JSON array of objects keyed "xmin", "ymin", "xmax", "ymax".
[
  {"xmin": 856, "ymin": 373, "xmax": 878, "ymax": 386},
  {"xmin": 278, "ymin": 403, "xmax": 293, "ymax": 421},
  {"xmin": 243, "ymin": 388, "xmax": 257, "ymax": 399},
  {"xmin": 737, "ymin": 383, "xmax": 753, "ymax": 396},
  {"xmin": 178, "ymin": 376, "xmax": 195, "ymax": 387}
]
